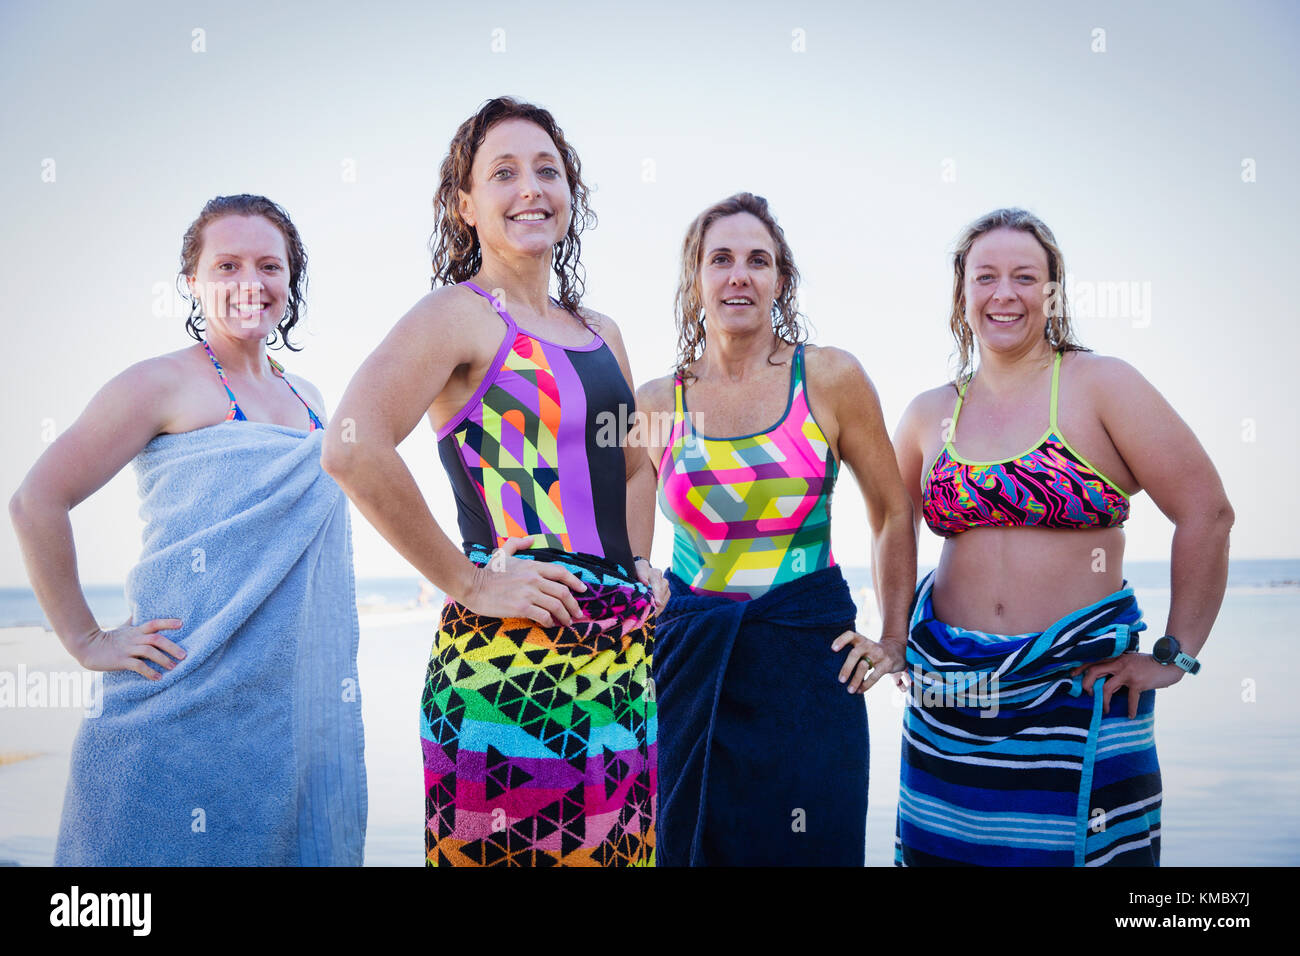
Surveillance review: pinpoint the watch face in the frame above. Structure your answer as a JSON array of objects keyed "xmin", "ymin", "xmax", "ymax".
[{"xmin": 1153, "ymin": 636, "xmax": 1176, "ymax": 663}]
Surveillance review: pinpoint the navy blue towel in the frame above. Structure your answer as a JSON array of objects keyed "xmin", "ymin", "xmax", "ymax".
[{"xmin": 654, "ymin": 565, "xmax": 867, "ymax": 866}]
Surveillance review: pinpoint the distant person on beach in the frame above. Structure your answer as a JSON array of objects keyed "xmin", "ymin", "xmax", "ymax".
[
  {"xmin": 8, "ymin": 194, "xmax": 366, "ymax": 865},
  {"xmin": 417, "ymin": 580, "xmax": 439, "ymax": 607},
  {"xmin": 323, "ymin": 97, "xmax": 667, "ymax": 867},
  {"xmin": 635, "ymin": 192, "xmax": 916, "ymax": 865},
  {"xmin": 891, "ymin": 207, "xmax": 1233, "ymax": 866}
]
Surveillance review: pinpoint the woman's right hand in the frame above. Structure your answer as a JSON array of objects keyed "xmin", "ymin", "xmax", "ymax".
[
  {"xmin": 461, "ymin": 535, "xmax": 588, "ymax": 628},
  {"xmin": 76, "ymin": 617, "xmax": 186, "ymax": 680}
]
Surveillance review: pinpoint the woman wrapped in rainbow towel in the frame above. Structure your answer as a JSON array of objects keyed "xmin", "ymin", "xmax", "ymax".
[
  {"xmin": 892, "ymin": 208, "xmax": 1233, "ymax": 866},
  {"xmin": 324, "ymin": 98, "xmax": 667, "ymax": 866}
]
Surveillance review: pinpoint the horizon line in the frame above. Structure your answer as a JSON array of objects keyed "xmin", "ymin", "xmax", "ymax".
[{"xmin": 5, "ymin": 555, "xmax": 1298, "ymax": 591}]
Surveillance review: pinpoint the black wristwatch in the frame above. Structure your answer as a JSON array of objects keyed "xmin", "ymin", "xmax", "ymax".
[{"xmin": 1152, "ymin": 635, "xmax": 1200, "ymax": 675}]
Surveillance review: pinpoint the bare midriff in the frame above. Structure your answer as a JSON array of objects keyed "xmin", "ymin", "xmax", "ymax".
[{"xmin": 931, "ymin": 524, "xmax": 1127, "ymax": 634}]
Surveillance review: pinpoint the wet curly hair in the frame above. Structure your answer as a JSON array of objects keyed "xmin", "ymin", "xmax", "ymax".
[
  {"xmin": 429, "ymin": 96, "xmax": 596, "ymax": 321},
  {"xmin": 178, "ymin": 194, "xmax": 308, "ymax": 351},
  {"xmin": 673, "ymin": 192, "xmax": 807, "ymax": 383}
]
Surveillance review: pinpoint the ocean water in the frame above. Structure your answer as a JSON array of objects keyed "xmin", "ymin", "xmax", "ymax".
[
  {"xmin": 1, "ymin": 559, "xmax": 1297, "ymax": 866},
  {"xmin": 4, "ymin": 560, "xmax": 1297, "ymax": 629},
  {"xmin": 3, "ymin": 560, "xmax": 1297, "ymax": 629}
]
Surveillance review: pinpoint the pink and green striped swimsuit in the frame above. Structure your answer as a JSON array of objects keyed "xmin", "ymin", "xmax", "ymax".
[{"xmin": 657, "ymin": 343, "xmax": 839, "ymax": 601}]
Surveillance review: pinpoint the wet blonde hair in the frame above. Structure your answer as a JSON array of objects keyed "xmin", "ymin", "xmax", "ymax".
[
  {"xmin": 949, "ymin": 207, "xmax": 1088, "ymax": 387},
  {"xmin": 673, "ymin": 192, "xmax": 807, "ymax": 383}
]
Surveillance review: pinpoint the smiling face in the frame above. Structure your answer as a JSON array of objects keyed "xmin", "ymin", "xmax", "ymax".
[
  {"xmin": 187, "ymin": 214, "xmax": 290, "ymax": 339},
  {"xmin": 697, "ymin": 212, "xmax": 784, "ymax": 336},
  {"xmin": 963, "ymin": 227, "xmax": 1051, "ymax": 353},
  {"xmin": 458, "ymin": 117, "xmax": 572, "ymax": 261}
]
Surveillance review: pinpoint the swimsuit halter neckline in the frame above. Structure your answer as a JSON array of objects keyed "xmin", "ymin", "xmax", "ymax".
[{"xmin": 201, "ymin": 339, "xmax": 322, "ymax": 431}]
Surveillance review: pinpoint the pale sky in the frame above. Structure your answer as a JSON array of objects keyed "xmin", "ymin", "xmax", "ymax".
[{"xmin": 1, "ymin": 0, "xmax": 1296, "ymax": 586}]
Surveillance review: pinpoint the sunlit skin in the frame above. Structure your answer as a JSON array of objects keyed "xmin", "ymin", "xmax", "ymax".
[
  {"xmin": 180, "ymin": 214, "xmax": 324, "ymax": 430},
  {"xmin": 8, "ymin": 211, "xmax": 327, "ymax": 680},
  {"xmin": 695, "ymin": 212, "xmax": 784, "ymax": 346},
  {"xmin": 962, "ymin": 227, "xmax": 1053, "ymax": 362},
  {"xmin": 455, "ymin": 118, "xmax": 578, "ymax": 339},
  {"xmin": 930, "ymin": 228, "xmax": 1131, "ymax": 633},
  {"xmin": 894, "ymin": 226, "xmax": 1234, "ymax": 716},
  {"xmin": 188, "ymin": 214, "xmax": 290, "ymax": 365},
  {"xmin": 635, "ymin": 211, "xmax": 917, "ymax": 694},
  {"xmin": 322, "ymin": 116, "xmax": 668, "ymax": 625}
]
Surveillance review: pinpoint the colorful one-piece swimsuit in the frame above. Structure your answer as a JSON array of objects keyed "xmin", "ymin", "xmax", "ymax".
[
  {"xmin": 420, "ymin": 281, "xmax": 656, "ymax": 867},
  {"xmin": 201, "ymin": 339, "xmax": 323, "ymax": 431},
  {"xmin": 651, "ymin": 344, "xmax": 868, "ymax": 866},
  {"xmin": 656, "ymin": 342, "xmax": 838, "ymax": 599}
]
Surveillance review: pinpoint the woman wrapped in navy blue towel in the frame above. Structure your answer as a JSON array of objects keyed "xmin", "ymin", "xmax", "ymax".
[{"xmin": 633, "ymin": 193, "xmax": 916, "ymax": 865}]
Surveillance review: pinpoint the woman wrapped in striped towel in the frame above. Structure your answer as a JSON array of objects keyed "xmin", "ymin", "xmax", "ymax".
[{"xmin": 891, "ymin": 208, "xmax": 1233, "ymax": 865}]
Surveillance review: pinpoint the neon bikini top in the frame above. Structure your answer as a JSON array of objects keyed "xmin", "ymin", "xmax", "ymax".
[
  {"xmin": 202, "ymin": 340, "xmax": 323, "ymax": 431},
  {"xmin": 657, "ymin": 344, "xmax": 838, "ymax": 601},
  {"xmin": 921, "ymin": 351, "xmax": 1130, "ymax": 538}
]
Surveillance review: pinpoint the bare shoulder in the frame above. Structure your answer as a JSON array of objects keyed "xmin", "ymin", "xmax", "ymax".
[
  {"xmin": 1061, "ymin": 349, "xmax": 1156, "ymax": 407},
  {"xmin": 803, "ymin": 343, "xmax": 872, "ymax": 390},
  {"xmin": 577, "ymin": 305, "xmax": 617, "ymax": 337},
  {"xmin": 635, "ymin": 373, "xmax": 676, "ymax": 414},
  {"xmin": 384, "ymin": 284, "xmax": 506, "ymax": 373},
  {"xmin": 1062, "ymin": 348, "xmax": 1147, "ymax": 386},
  {"xmin": 41, "ymin": 346, "xmax": 193, "ymax": 471},
  {"xmin": 130, "ymin": 344, "xmax": 231, "ymax": 434},
  {"xmin": 279, "ymin": 366, "xmax": 327, "ymax": 417},
  {"xmin": 579, "ymin": 306, "xmax": 630, "ymax": 358},
  {"xmin": 909, "ymin": 381, "xmax": 961, "ymax": 412},
  {"xmin": 897, "ymin": 382, "xmax": 960, "ymax": 435},
  {"xmin": 804, "ymin": 347, "xmax": 884, "ymax": 438},
  {"xmin": 409, "ymin": 283, "xmax": 499, "ymax": 332},
  {"xmin": 115, "ymin": 347, "xmax": 193, "ymax": 399}
]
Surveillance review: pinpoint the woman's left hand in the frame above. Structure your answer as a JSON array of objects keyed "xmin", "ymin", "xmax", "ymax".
[
  {"xmin": 1071, "ymin": 652, "xmax": 1184, "ymax": 719},
  {"xmin": 832, "ymin": 631, "xmax": 907, "ymax": 694},
  {"xmin": 634, "ymin": 558, "xmax": 670, "ymax": 613}
]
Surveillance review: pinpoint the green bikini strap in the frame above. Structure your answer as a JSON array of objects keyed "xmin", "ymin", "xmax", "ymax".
[
  {"xmin": 950, "ymin": 376, "xmax": 969, "ymax": 442},
  {"xmin": 1049, "ymin": 350, "xmax": 1064, "ymax": 433}
]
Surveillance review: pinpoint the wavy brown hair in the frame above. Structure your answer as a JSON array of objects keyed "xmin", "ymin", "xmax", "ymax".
[
  {"xmin": 179, "ymin": 194, "xmax": 308, "ymax": 351},
  {"xmin": 673, "ymin": 192, "xmax": 807, "ymax": 383},
  {"xmin": 949, "ymin": 207, "xmax": 1088, "ymax": 387},
  {"xmin": 429, "ymin": 96, "xmax": 595, "ymax": 320}
]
